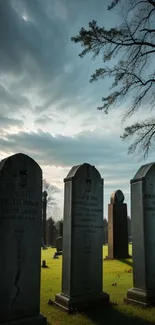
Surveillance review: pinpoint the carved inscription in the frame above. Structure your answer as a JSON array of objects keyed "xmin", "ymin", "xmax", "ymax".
[
  {"xmin": 85, "ymin": 165, "xmax": 92, "ymax": 193},
  {"xmin": 0, "ymin": 154, "xmax": 43, "ymax": 320},
  {"xmin": 2, "ymin": 188, "xmax": 39, "ymax": 307},
  {"xmin": 15, "ymin": 229, "xmax": 25, "ymax": 263},
  {"xmin": 73, "ymin": 195, "xmax": 103, "ymax": 253},
  {"xmin": 1, "ymin": 190, "xmax": 40, "ymax": 221},
  {"xmin": 19, "ymin": 170, "xmax": 27, "ymax": 187}
]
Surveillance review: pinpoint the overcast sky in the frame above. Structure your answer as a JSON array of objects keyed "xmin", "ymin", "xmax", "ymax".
[{"xmin": 0, "ymin": 0, "xmax": 153, "ymax": 220}]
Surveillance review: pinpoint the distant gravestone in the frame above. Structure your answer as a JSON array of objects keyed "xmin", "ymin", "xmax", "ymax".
[
  {"xmin": 41, "ymin": 260, "xmax": 48, "ymax": 268},
  {"xmin": 42, "ymin": 191, "xmax": 48, "ymax": 246},
  {"xmin": 41, "ymin": 237, "xmax": 45, "ymax": 249},
  {"xmin": 56, "ymin": 236, "xmax": 63, "ymax": 253},
  {"xmin": 125, "ymin": 162, "xmax": 155, "ymax": 306},
  {"xmin": 55, "ymin": 163, "xmax": 109, "ymax": 312},
  {"xmin": 108, "ymin": 189, "xmax": 129, "ymax": 259},
  {"xmin": 0, "ymin": 153, "xmax": 46, "ymax": 325},
  {"xmin": 53, "ymin": 253, "xmax": 59, "ymax": 259}
]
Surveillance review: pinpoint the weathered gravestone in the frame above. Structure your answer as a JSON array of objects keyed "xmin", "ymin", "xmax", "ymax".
[
  {"xmin": 0, "ymin": 153, "xmax": 46, "ymax": 325},
  {"xmin": 55, "ymin": 163, "xmax": 109, "ymax": 312},
  {"xmin": 108, "ymin": 189, "xmax": 129, "ymax": 259},
  {"xmin": 56, "ymin": 236, "xmax": 63, "ymax": 252},
  {"xmin": 55, "ymin": 236, "xmax": 63, "ymax": 256},
  {"xmin": 124, "ymin": 162, "xmax": 155, "ymax": 306}
]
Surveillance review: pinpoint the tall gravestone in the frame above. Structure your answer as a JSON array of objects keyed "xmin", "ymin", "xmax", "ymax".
[
  {"xmin": 108, "ymin": 190, "xmax": 129, "ymax": 259},
  {"xmin": 55, "ymin": 163, "xmax": 109, "ymax": 312},
  {"xmin": 125, "ymin": 162, "xmax": 155, "ymax": 306},
  {"xmin": 42, "ymin": 191, "xmax": 47, "ymax": 246},
  {"xmin": 0, "ymin": 153, "xmax": 46, "ymax": 325}
]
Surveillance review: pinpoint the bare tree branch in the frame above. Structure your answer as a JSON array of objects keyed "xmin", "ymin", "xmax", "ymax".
[
  {"xmin": 71, "ymin": 0, "xmax": 155, "ymax": 158},
  {"xmin": 148, "ymin": 0, "xmax": 155, "ymax": 7},
  {"xmin": 121, "ymin": 119, "xmax": 155, "ymax": 159}
]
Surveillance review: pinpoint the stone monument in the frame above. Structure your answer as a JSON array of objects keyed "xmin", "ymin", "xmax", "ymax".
[
  {"xmin": 125, "ymin": 162, "xmax": 155, "ymax": 306},
  {"xmin": 42, "ymin": 190, "xmax": 48, "ymax": 246},
  {"xmin": 55, "ymin": 163, "xmax": 109, "ymax": 312},
  {"xmin": 0, "ymin": 153, "xmax": 46, "ymax": 325},
  {"xmin": 108, "ymin": 189, "xmax": 129, "ymax": 259},
  {"xmin": 56, "ymin": 236, "xmax": 63, "ymax": 255}
]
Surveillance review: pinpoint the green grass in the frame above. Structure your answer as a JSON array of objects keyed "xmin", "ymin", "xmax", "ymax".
[{"xmin": 41, "ymin": 245, "xmax": 155, "ymax": 325}]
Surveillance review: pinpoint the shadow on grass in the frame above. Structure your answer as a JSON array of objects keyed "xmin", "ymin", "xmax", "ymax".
[
  {"xmin": 118, "ymin": 258, "xmax": 133, "ymax": 268},
  {"xmin": 84, "ymin": 305, "xmax": 153, "ymax": 325}
]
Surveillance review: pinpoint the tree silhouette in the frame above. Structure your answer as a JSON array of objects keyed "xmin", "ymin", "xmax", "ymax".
[
  {"xmin": 42, "ymin": 178, "xmax": 60, "ymax": 207},
  {"xmin": 71, "ymin": 0, "xmax": 155, "ymax": 159}
]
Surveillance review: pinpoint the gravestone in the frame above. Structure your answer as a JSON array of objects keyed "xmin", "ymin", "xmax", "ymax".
[
  {"xmin": 56, "ymin": 236, "xmax": 63, "ymax": 252},
  {"xmin": 41, "ymin": 260, "xmax": 48, "ymax": 268},
  {"xmin": 42, "ymin": 191, "xmax": 47, "ymax": 246},
  {"xmin": 0, "ymin": 153, "xmax": 46, "ymax": 325},
  {"xmin": 124, "ymin": 162, "xmax": 155, "ymax": 306},
  {"xmin": 108, "ymin": 189, "xmax": 129, "ymax": 259},
  {"xmin": 41, "ymin": 237, "xmax": 45, "ymax": 249},
  {"xmin": 55, "ymin": 163, "xmax": 109, "ymax": 312}
]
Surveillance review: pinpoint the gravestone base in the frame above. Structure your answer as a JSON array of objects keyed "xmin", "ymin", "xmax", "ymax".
[
  {"xmin": 124, "ymin": 288, "xmax": 155, "ymax": 307},
  {"xmin": 105, "ymin": 254, "xmax": 131, "ymax": 260},
  {"xmin": 0, "ymin": 314, "xmax": 47, "ymax": 325},
  {"xmin": 55, "ymin": 291, "xmax": 110, "ymax": 312},
  {"xmin": 55, "ymin": 251, "xmax": 63, "ymax": 256}
]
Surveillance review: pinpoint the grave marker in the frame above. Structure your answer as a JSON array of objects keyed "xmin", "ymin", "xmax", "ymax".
[
  {"xmin": 125, "ymin": 162, "xmax": 155, "ymax": 306},
  {"xmin": 108, "ymin": 189, "xmax": 129, "ymax": 259},
  {"xmin": 56, "ymin": 236, "xmax": 63, "ymax": 252},
  {"xmin": 55, "ymin": 163, "xmax": 109, "ymax": 312},
  {"xmin": 0, "ymin": 153, "xmax": 46, "ymax": 325}
]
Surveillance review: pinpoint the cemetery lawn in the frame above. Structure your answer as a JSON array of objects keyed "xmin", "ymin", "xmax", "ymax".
[{"xmin": 41, "ymin": 245, "xmax": 155, "ymax": 325}]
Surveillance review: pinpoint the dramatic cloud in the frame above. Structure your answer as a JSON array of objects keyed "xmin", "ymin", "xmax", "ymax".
[
  {"xmin": 0, "ymin": 116, "xmax": 23, "ymax": 128},
  {"xmin": 0, "ymin": 0, "xmax": 116, "ymax": 120},
  {"xmin": 0, "ymin": 129, "xmax": 130, "ymax": 166},
  {"xmin": 0, "ymin": 0, "xmax": 151, "ymax": 219}
]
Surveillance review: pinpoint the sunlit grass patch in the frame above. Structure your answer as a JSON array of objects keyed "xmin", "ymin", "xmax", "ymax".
[{"xmin": 41, "ymin": 245, "xmax": 155, "ymax": 325}]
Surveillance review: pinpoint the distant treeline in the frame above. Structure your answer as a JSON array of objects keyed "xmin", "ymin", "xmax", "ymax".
[{"xmin": 46, "ymin": 217, "xmax": 131, "ymax": 247}]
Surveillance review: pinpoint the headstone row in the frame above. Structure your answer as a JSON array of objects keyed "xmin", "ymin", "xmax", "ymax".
[
  {"xmin": 55, "ymin": 161, "xmax": 155, "ymax": 309},
  {"xmin": 1, "ymin": 153, "xmax": 155, "ymax": 322}
]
